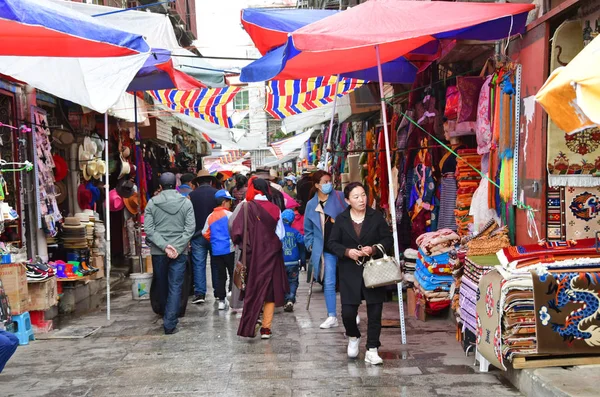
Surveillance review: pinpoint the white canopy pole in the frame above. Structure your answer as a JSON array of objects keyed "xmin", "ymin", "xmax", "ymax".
[
  {"xmin": 323, "ymin": 74, "xmax": 340, "ymax": 171},
  {"xmin": 375, "ymin": 45, "xmax": 406, "ymax": 344},
  {"xmin": 104, "ymin": 113, "xmax": 111, "ymax": 321}
]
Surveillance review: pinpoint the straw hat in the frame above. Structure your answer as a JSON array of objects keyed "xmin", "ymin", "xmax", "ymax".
[
  {"xmin": 82, "ymin": 163, "xmax": 92, "ymax": 181},
  {"xmin": 54, "ymin": 181, "xmax": 67, "ymax": 205},
  {"xmin": 118, "ymin": 155, "xmax": 131, "ymax": 179},
  {"xmin": 75, "ymin": 213, "xmax": 90, "ymax": 223},
  {"xmin": 94, "ymin": 160, "xmax": 106, "ymax": 179},
  {"xmin": 63, "ymin": 217, "xmax": 84, "ymax": 228},
  {"xmin": 86, "ymin": 159, "xmax": 98, "ymax": 180},
  {"xmin": 83, "ymin": 137, "xmax": 97, "ymax": 156},
  {"xmin": 79, "ymin": 145, "xmax": 92, "ymax": 171},
  {"xmin": 53, "ymin": 128, "xmax": 74, "ymax": 146},
  {"xmin": 123, "ymin": 192, "xmax": 140, "ymax": 215}
]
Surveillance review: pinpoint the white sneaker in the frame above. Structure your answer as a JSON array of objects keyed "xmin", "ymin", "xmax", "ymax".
[
  {"xmin": 347, "ymin": 337, "xmax": 360, "ymax": 358},
  {"xmin": 365, "ymin": 348, "xmax": 383, "ymax": 365},
  {"xmin": 218, "ymin": 300, "xmax": 228, "ymax": 310},
  {"xmin": 356, "ymin": 314, "xmax": 361, "ymax": 325},
  {"xmin": 320, "ymin": 316, "xmax": 339, "ymax": 329},
  {"xmin": 227, "ymin": 290, "xmax": 232, "ymax": 298}
]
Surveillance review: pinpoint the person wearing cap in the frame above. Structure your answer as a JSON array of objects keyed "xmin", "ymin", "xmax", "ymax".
[
  {"xmin": 283, "ymin": 175, "xmax": 297, "ymax": 199},
  {"xmin": 201, "ymin": 190, "xmax": 236, "ymax": 310},
  {"xmin": 144, "ymin": 172, "xmax": 196, "ymax": 335},
  {"xmin": 281, "ymin": 209, "xmax": 304, "ymax": 312},
  {"xmin": 188, "ymin": 169, "xmax": 219, "ymax": 304},
  {"xmin": 268, "ymin": 169, "xmax": 283, "ymax": 192}
]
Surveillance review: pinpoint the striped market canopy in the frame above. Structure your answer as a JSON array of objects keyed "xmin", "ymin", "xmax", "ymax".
[
  {"xmin": 265, "ymin": 76, "xmax": 363, "ymax": 119},
  {"xmin": 150, "ymin": 87, "xmax": 240, "ymax": 127}
]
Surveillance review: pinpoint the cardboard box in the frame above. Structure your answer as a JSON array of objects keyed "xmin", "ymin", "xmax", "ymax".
[
  {"xmin": 407, "ymin": 288, "xmax": 416, "ymax": 317},
  {"xmin": 0, "ymin": 263, "xmax": 29, "ymax": 314},
  {"xmin": 28, "ymin": 278, "xmax": 58, "ymax": 311}
]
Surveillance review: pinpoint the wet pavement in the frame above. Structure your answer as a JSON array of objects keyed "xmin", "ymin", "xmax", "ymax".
[{"xmin": 0, "ymin": 273, "xmax": 521, "ymax": 396}]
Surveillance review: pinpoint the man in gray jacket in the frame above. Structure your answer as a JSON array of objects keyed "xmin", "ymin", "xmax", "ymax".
[{"xmin": 144, "ymin": 173, "xmax": 196, "ymax": 334}]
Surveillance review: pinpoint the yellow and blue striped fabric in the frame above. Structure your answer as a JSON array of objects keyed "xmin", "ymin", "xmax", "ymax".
[
  {"xmin": 150, "ymin": 87, "xmax": 241, "ymax": 127},
  {"xmin": 265, "ymin": 76, "xmax": 364, "ymax": 119}
]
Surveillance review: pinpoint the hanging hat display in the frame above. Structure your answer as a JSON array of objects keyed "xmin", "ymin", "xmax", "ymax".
[
  {"xmin": 109, "ymin": 189, "xmax": 124, "ymax": 212},
  {"xmin": 53, "ymin": 129, "xmax": 75, "ymax": 147},
  {"xmin": 117, "ymin": 154, "xmax": 131, "ymax": 179},
  {"xmin": 54, "ymin": 181, "xmax": 67, "ymax": 205},
  {"xmin": 86, "ymin": 182, "xmax": 101, "ymax": 207},
  {"xmin": 52, "ymin": 154, "xmax": 68, "ymax": 182},
  {"xmin": 86, "ymin": 158, "xmax": 98, "ymax": 180},
  {"xmin": 116, "ymin": 178, "xmax": 135, "ymax": 198},
  {"xmin": 94, "ymin": 160, "xmax": 106, "ymax": 180},
  {"xmin": 123, "ymin": 192, "xmax": 140, "ymax": 215},
  {"xmin": 78, "ymin": 144, "xmax": 92, "ymax": 171},
  {"xmin": 77, "ymin": 183, "xmax": 92, "ymax": 210}
]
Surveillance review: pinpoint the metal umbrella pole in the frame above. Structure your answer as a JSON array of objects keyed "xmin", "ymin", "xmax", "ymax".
[
  {"xmin": 323, "ymin": 75, "xmax": 340, "ymax": 171},
  {"xmin": 104, "ymin": 113, "xmax": 112, "ymax": 321},
  {"xmin": 133, "ymin": 92, "xmax": 144, "ymax": 274},
  {"xmin": 375, "ymin": 45, "xmax": 407, "ymax": 344}
]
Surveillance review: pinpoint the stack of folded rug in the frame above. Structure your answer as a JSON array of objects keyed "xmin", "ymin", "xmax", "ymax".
[
  {"xmin": 454, "ymin": 149, "xmax": 482, "ymax": 236},
  {"xmin": 413, "ymin": 230, "xmax": 460, "ymax": 317}
]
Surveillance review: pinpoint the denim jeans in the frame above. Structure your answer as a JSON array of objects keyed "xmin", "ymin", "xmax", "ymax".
[
  {"xmin": 191, "ymin": 236, "xmax": 218, "ymax": 296},
  {"xmin": 0, "ymin": 330, "xmax": 18, "ymax": 373},
  {"xmin": 285, "ymin": 264, "xmax": 300, "ymax": 303},
  {"xmin": 323, "ymin": 252, "xmax": 338, "ymax": 317},
  {"xmin": 152, "ymin": 254, "xmax": 187, "ymax": 332}
]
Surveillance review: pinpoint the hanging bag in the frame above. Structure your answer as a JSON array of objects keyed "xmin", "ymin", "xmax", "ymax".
[
  {"xmin": 233, "ymin": 202, "xmax": 249, "ymax": 291},
  {"xmin": 361, "ymin": 244, "xmax": 403, "ymax": 288}
]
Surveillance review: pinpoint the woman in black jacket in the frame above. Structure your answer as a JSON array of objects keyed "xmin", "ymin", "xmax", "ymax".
[{"xmin": 327, "ymin": 182, "xmax": 393, "ymax": 365}]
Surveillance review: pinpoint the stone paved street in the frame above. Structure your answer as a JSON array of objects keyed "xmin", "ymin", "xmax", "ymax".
[{"xmin": 0, "ymin": 275, "xmax": 521, "ymax": 397}]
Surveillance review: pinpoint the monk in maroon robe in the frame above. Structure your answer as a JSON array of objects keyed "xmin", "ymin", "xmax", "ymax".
[{"xmin": 231, "ymin": 178, "xmax": 289, "ymax": 338}]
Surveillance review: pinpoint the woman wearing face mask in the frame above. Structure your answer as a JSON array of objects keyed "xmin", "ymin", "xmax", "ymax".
[
  {"xmin": 327, "ymin": 182, "xmax": 393, "ymax": 365},
  {"xmin": 304, "ymin": 170, "xmax": 347, "ymax": 329}
]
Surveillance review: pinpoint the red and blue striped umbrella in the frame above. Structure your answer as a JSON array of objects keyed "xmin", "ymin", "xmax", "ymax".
[
  {"xmin": 0, "ymin": 0, "xmax": 150, "ymax": 112},
  {"xmin": 0, "ymin": 0, "xmax": 149, "ymax": 57}
]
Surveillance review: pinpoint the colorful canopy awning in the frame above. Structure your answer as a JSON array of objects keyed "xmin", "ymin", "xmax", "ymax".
[
  {"xmin": 241, "ymin": 8, "xmax": 338, "ymax": 55},
  {"xmin": 150, "ymin": 87, "xmax": 241, "ymax": 128},
  {"xmin": 241, "ymin": 0, "xmax": 533, "ymax": 82},
  {"xmin": 0, "ymin": 0, "xmax": 150, "ymax": 112},
  {"xmin": 128, "ymin": 49, "xmax": 205, "ymax": 92},
  {"xmin": 265, "ymin": 76, "xmax": 363, "ymax": 119},
  {"xmin": 536, "ymin": 34, "xmax": 600, "ymax": 134},
  {"xmin": 0, "ymin": 0, "xmax": 149, "ymax": 57}
]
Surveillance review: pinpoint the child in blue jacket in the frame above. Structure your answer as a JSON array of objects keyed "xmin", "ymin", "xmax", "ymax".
[{"xmin": 281, "ymin": 209, "xmax": 304, "ymax": 312}]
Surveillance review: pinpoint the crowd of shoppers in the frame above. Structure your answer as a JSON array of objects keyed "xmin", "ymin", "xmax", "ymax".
[{"xmin": 143, "ymin": 167, "xmax": 392, "ymax": 365}]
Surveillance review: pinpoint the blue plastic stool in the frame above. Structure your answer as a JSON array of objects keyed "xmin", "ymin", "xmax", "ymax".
[{"xmin": 11, "ymin": 312, "xmax": 35, "ymax": 345}]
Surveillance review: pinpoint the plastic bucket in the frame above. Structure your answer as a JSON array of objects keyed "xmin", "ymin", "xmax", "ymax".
[{"xmin": 130, "ymin": 273, "xmax": 152, "ymax": 300}]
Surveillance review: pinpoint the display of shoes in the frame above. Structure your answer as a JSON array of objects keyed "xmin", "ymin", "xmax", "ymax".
[{"xmin": 25, "ymin": 258, "xmax": 56, "ymax": 282}]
